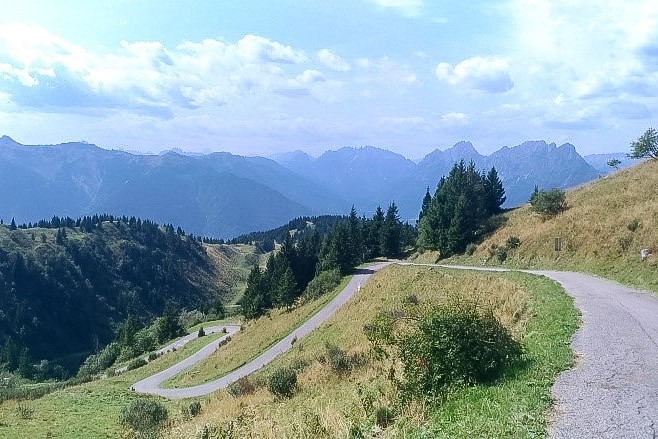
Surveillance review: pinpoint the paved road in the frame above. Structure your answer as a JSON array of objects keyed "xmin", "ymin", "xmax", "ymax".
[
  {"xmin": 406, "ymin": 263, "xmax": 658, "ymax": 439},
  {"xmin": 132, "ymin": 261, "xmax": 391, "ymax": 399},
  {"xmin": 116, "ymin": 325, "xmax": 238, "ymax": 374}
]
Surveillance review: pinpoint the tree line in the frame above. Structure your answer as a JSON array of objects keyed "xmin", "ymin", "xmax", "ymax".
[{"xmin": 241, "ymin": 203, "xmax": 414, "ymax": 319}]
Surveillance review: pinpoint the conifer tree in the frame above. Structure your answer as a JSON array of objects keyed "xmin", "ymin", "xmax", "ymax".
[
  {"xmin": 242, "ymin": 265, "xmax": 267, "ymax": 319},
  {"xmin": 382, "ymin": 202, "xmax": 402, "ymax": 258},
  {"xmin": 483, "ymin": 166, "xmax": 506, "ymax": 215},
  {"xmin": 9, "ymin": 217, "xmax": 16, "ymax": 230},
  {"xmin": 419, "ymin": 187, "xmax": 432, "ymax": 223}
]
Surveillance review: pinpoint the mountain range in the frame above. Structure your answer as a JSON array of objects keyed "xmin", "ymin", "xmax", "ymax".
[{"xmin": 0, "ymin": 135, "xmax": 630, "ymax": 236}]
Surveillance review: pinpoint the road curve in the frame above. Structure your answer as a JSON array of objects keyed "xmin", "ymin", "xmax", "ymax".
[
  {"xmin": 132, "ymin": 261, "xmax": 391, "ymax": 399},
  {"xmin": 405, "ymin": 263, "xmax": 658, "ymax": 439}
]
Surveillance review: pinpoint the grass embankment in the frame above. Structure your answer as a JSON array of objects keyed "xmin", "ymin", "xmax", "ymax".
[
  {"xmin": 438, "ymin": 159, "xmax": 658, "ymax": 293},
  {"xmin": 163, "ymin": 275, "xmax": 351, "ymax": 388},
  {"xmin": 167, "ymin": 265, "xmax": 578, "ymax": 438},
  {"xmin": 0, "ymin": 330, "xmax": 227, "ymax": 438}
]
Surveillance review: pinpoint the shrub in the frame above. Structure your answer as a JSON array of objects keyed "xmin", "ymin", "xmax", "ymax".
[
  {"xmin": 495, "ymin": 247, "xmax": 508, "ymax": 263},
  {"xmin": 322, "ymin": 343, "xmax": 363, "ymax": 375},
  {"xmin": 189, "ymin": 401, "xmax": 201, "ymax": 417},
  {"xmin": 366, "ymin": 303, "xmax": 521, "ymax": 400},
  {"xmin": 619, "ymin": 235, "xmax": 633, "ymax": 252},
  {"xmin": 530, "ymin": 188, "xmax": 567, "ymax": 217},
  {"xmin": 198, "ymin": 327, "xmax": 205, "ymax": 338},
  {"xmin": 375, "ymin": 406, "xmax": 395, "ymax": 428},
  {"xmin": 179, "ymin": 309, "xmax": 205, "ymax": 329},
  {"xmin": 465, "ymin": 243, "xmax": 477, "ymax": 255},
  {"xmin": 506, "ymin": 236, "xmax": 521, "ymax": 249},
  {"xmin": 325, "ymin": 343, "xmax": 350, "ymax": 374},
  {"xmin": 148, "ymin": 352, "xmax": 159, "ymax": 362},
  {"xmin": 627, "ymin": 219, "xmax": 640, "ymax": 232},
  {"xmin": 227, "ymin": 377, "xmax": 256, "ymax": 397},
  {"xmin": 302, "ymin": 269, "xmax": 341, "ymax": 301},
  {"xmin": 127, "ymin": 358, "xmax": 147, "ymax": 371},
  {"xmin": 119, "ymin": 399, "xmax": 168, "ymax": 435},
  {"xmin": 268, "ymin": 366, "xmax": 297, "ymax": 398},
  {"xmin": 15, "ymin": 402, "xmax": 34, "ymax": 420}
]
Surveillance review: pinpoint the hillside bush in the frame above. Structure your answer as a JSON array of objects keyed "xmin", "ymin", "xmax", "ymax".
[
  {"xmin": 227, "ymin": 377, "xmax": 256, "ymax": 397},
  {"xmin": 302, "ymin": 269, "xmax": 341, "ymax": 301},
  {"xmin": 189, "ymin": 401, "xmax": 202, "ymax": 417},
  {"xmin": 627, "ymin": 219, "xmax": 640, "ymax": 232},
  {"xmin": 465, "ymin": 243, "xmax": 477, "ymax": 256},
  {"xmin": 119, "ymin": 399, "xmax": 168, "ymax": 437},
  {"xmin": 268, "ymin": 366, "xmax": 297, "ymax": 398},
  {"xmin": 320, "ymin": 343, "xmax": 364, "ymax": 375},
  {"xmin": 127, "ymin": 358, "xmax": 147, "ymax": 371},
  {"xmin": 530, "ymin": 188, "xmax": 567, "ymax": 218},
  {"xmin": 365, "ymin": 302, "xmax": 521, "ymax": 400}
]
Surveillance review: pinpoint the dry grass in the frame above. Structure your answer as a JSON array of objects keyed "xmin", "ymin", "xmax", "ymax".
[
  {"xmin": 166, "ymin": 265, "xmax": 532, "ymax": 438},
  {"xmin": 164, "ymin": 275, "xmax": 351, "ymax": 388},
  {"xmin": 448, "ymin": 159, "xmax": 658, "ymax": 292}
]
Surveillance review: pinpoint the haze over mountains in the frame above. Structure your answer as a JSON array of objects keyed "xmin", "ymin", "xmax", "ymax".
[{"xmin": 1, "ymin": 135, "xmax": 626, "ymax": 236}]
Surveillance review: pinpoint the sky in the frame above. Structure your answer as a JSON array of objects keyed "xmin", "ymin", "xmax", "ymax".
[{"xmin": 0, "ymin": 0, "xmax": 656, "ymax": 159}]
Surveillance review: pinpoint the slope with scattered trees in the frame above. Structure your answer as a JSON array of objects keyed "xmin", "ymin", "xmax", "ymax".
[{"xmin": 0, "ymin": 215, "xmax": 229, "ymax": 376}]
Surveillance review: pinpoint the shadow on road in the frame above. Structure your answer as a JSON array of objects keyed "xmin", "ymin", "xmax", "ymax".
[{"xmin": 354, "ymin": 268, "xmax": 376, "ymax": 275}]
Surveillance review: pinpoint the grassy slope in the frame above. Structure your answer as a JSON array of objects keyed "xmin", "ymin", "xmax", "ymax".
[
  {"xmin": 0, "ymin": 266, "xmax": 577, "ymax": 438},
  {"xmin": 443, "ymin": 159, "xmax": 658, "ymax": 293},
  {"xmin": 164, "ymin": 275, "xmax": 351, "ymax": 388},
  {"xmin": 167, "ymin": 265, "xmax": 578, "ymax": 438}
]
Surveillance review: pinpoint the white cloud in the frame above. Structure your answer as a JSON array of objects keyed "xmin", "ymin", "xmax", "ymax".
[
  {"xmin": 366, "ymin": 0, "xmax": 424, "ymax": 18},
  {"xmin": 0, "ymin": 23, "xmax": 313, "ymax": 113},
  {"xmin": 317, "ymin": 49, "xmax": 350, "ymax": 71},
  {"xmin": 435, "ymin": 56, "xmax": 513, "ymax": 93},
  {"xmin": 441, "ymin": 112, "xmax": 468, "ymax": 125},
  {"xmin": 297, "ymin": 69, "xmax": 326, "ymax": 83}
]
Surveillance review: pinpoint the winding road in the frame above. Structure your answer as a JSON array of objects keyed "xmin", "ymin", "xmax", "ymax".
[
  {"xmin": 131, "ymin": 261, "xmax": 391, "ymax": 399},
  {"xmin": 131, "ymin": 261, "xmax": 658, "ymax": 437}
]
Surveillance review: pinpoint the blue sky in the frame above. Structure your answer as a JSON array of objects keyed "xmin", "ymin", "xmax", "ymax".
[{"xmin": 0, "ymin": 0, "xmax": 656, "ymax": 158}]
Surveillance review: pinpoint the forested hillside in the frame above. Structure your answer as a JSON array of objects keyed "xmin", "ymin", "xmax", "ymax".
[{"xmin": 0, "ymin": 215, "xmax": 226, "ymax": 374}]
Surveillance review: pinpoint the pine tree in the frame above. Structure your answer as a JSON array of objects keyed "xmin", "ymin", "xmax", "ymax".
[
  {"xmin": 366, "ymin": 206, "xmax": 385, "ymax": 258},
  {"xmin": 417, "ymin": 161, "xmax": 505, "ymax": 258},
  {"xmin": 382, "ymin": 202, "xmax": 402, "ymax": 258},
  {"xmin": 9, "ymin": 217, "xmax": 16, "ymax": 230},
  {"xmin": 419, "ymin": 187, "xmax": 432, "ymax": 223},
  {"xmin": 276, "ymin": 267, "xmax": 298, "ymax": 310},
  {"xmin": 483, "ymin": 166, "xmax": 506, "ymax": 215},
  {"xmin": 242, "ymin": 265, "xmax": 266, "ymax": 319},
  {"xmin": 347, "ymin": 206, "xmax": 364, "ymax": 266},
  {"xmin": 18, "ymin": 347, "xmax": 32, "ymax": 379}
]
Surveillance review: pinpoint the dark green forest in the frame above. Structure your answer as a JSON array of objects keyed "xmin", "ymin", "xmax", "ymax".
[
  {"xmin": 241, "ymin": 203, "xmax": 416, "ymax": 319},
  {"xmin": 417, "ymin": 161, "xmax": 506, "ymax": 257},
  {"xmin": 0, "ymin": 215, "xmax": 221, "ymax": 376},
  {"xmin": 228, "ymin": 215, "xmax": 346, "ymax": 252}
]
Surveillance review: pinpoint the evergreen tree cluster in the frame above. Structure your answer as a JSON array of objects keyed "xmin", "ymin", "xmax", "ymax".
[
  {"xmin": 241, "ymin": 204, "xmax": 412, "ymax": 319},
  {"xmin": 228, "ymin": 215, "xmax": 345, "ymax": 252},
  {"xmin": 417, "ymin": 161, "xmax": 506, "ymax": 258},
  {"xmin": 0, "ymin": 216, "xmax": 220, "ymax": 376}
]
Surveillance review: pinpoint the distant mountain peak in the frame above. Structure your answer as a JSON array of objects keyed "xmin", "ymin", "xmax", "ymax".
[{"xmin": 0, "ymin": 135, "xmax": 19, "ymax": 146}]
